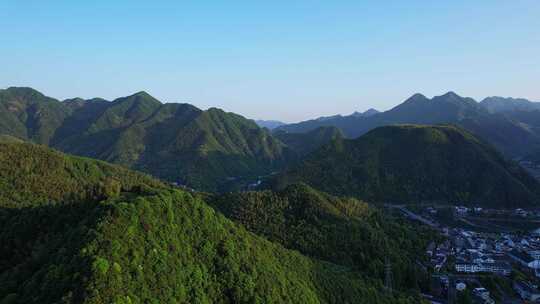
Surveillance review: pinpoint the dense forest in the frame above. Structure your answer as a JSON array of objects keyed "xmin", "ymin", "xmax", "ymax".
[
  {"xmin": 273, "ymin": 125, "xmax": 540, "ymax": 207},
  {"xmin": 0, "ymin": 87, "xmax": 296, "ymax": 192},
  {"xmin": 0, "ymin": 142, "xmax": 426, "ymax": 303},
  {"xmin": 210, "ymin": 183, "xmax": 438, "ymax": 292},
  {"xmin": 273, "ymin": 126, "xmax": 344, "ymax": 157}
]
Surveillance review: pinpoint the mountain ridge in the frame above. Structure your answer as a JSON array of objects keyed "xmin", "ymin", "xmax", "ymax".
[
  {"xmin": 481, "ymin": 96, "xmax": 540, "ymax": 113},
  {"xmin": 0, "ymin": 87, "xmax": 294, "ymax": 191},
  {"xmin": 276, "ymin": 92, "xmax": 540, "ymax": 159},
  {"xmin": 273, "ymin": 124, "xmax": 540, "ymax": 208}
]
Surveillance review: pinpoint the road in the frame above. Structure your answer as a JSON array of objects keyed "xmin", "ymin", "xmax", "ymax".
[{"xmin": 385, "ymin": 204, "xmax": 439, "ymax": 228}]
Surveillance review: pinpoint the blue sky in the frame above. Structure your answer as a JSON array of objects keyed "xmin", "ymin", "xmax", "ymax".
[{"xmin": 1, "ymin": 1, "xmax": 539, "ymax": 122}]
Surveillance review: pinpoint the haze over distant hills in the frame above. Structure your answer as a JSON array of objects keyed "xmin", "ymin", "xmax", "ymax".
[
  {"xmin": 255, "ymin": 119, "xmax": 286, "ymax": 130},
  {"xmin": 276, "ymin": 92, "xmax": 540, "ymax": 159}
]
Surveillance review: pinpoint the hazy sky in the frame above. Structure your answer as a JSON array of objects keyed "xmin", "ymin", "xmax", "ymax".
[{"xmin": 1, "ymin": 1, "xmax": 539, "ymax": 122}]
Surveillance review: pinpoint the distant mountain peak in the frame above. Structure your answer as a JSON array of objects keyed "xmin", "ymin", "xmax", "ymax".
[
  {"xmin": 441, "ymin": 91, "xmax": 460, "ymax": 98},
  {"xmin": 63, "ymin": 97, "xmax": 85, "ymax": 103},
  {"xmin": 481, "ymin": 96, "xmax": 540, "ymax": 113},
  {"xmin": 351, "ymin": 108, "xmax": 380, "ymax": 118},
  {"xmin": 115, "ymin": 91, "xmax": 162, "ymax": 105},
  {"xmin": 410, "ymin": 93, "xmax": 428, "ymax": 100},
  {"xmin": 206, "ymin": 107, "xmax": 225, "ymax": 113},
  {"xmin": 6, "ymin": 86, "xmax": 42, "ymax": 93},
  {"xmin": 363, "ymin": 108, "xmax": 380, "ymax": 116},
  {"xmin": 4, "ymin": 86, "xmax": 46, "ymax": 99},
  {"xmin": 482, "ymin": 96, "xmax": 534, "ymax": 102},
  {"xmin": 315, "ymin": 114, "xmax": 342, "ymax": 122},
  {"xmin": 401, "ymin": 93, "xmax": 429, "ymax": 106},
  {"xmin": 131, "ymin": 90, "xmax": 154, "ymax": 99}
]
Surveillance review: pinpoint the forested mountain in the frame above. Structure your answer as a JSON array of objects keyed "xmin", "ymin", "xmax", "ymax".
[
  {"xmin": 0, "ymin": 142, "xmax": 163, "ymax": 208},
  {"xmin": 0, "ymin": 142, "xmax": 423, "ymax": 304},
  {"xmin": 0, "ymin": 87, "xmax": 294, "ymax": 191},
  {"xmin": 480, "ymin": 96, "xmax": 540, "ymax": 113},
  {"xmin": 0, "ymin": 87, "xmax": 72, "ymax": 144},
  {"xmin": 210, "ymin": 184, "xmax": 435, "ymax": 292},
  {"xmin": 273, "ymin": 126, "xmax": 344, "ymax": 157},
  {"xmin": 273, "ymin": 125, "xmax": 540, "ymax": 208},
  {"xmin": 276, "ymin": 92, "xmax": 540, "ymax": 159}
]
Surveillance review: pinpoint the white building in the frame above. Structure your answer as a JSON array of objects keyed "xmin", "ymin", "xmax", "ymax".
[{"xmin": 455, "ymin": 262, "xmax": 511, "ymax": 276}]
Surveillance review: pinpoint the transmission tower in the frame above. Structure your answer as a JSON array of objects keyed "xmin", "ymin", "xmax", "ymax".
[{"xmin": 384, "ymin": 258, "xmax": 393, "ymax": 294}]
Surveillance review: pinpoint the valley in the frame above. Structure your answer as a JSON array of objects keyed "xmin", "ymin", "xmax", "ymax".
[
  {"xmin": 3, "ymin": 2, "xmax": 538, "ymax": 303},
  {"xmin": 1, "ymin": 88, "xmax": 540, "ymax": 304}
]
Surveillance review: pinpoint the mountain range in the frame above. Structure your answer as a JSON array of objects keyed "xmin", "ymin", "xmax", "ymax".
[
  {"xmin": 481, "ymin": 96, "xmax": 540, "ymax": 113},
  {"xmin": 276, "ymin": 92, "xmax": 540, "ymax": 159},
  {"xmin": 2, "ymin": 86, "xmax": 540, "ymax": 204},
  {"xmin": 0, "ymin": 87, "xmax": 299, "ymax": 191}
]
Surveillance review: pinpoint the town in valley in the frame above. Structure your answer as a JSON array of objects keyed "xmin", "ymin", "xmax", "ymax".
[{"xmin": 393, "ymin": 204, "xmax": 540, "ymax": 303}]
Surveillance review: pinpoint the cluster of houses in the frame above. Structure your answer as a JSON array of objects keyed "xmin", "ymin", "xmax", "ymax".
[
  {"xmin": 427, "ymin": 274, "xmax": 497, "ymax": 304},
  {"xmin": 450, "ymin": 229, "xmax": 512, "ymax": 276},
  {"xmin": 450, "ymin": 228, "xmax": 540, "ymax": 277},
  {"xmin": 426, "ymin": 240, "xmax": 451, "ymax": 272},
  {"xmin": 399, "ymin": 204, "xmax": 540, "ymax": 302},
  {"xmin": 453, "ymin": 205, "xmax": 539, "ymax": 218},
  {"xmin": 425, "ymin": 226, "xmax": 540, "ymax": 302},
  {"xmin": 420, "ymin": 205, "xmax": 540, "ymax": 302}
]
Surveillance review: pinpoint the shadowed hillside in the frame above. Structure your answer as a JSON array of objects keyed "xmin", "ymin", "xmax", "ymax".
[
  {"xmin": 273, "ymin": 126, "xmax": 344, "ymax": 157},
  {"xmin": 273, "ymin": 125, "xmax": 540, "ymax": 208}
]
